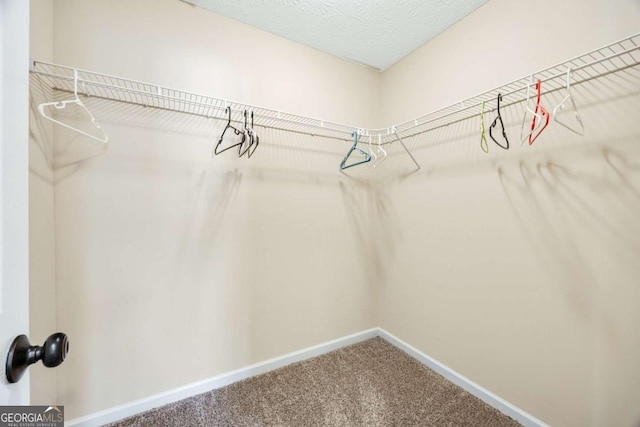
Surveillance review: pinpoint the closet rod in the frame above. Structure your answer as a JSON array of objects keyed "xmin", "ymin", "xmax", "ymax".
[
  {"xmin": 392, "ymin": 55, "xmax": 640, "ymax": 142},
  {"xmin": 372, "ymin": 37, "xmax": 640, "ymax": 142},
  {"xmin": 35, "ymin": 85, "xmax": 355, "ymax": 143},
  {"xmin": 30, "ymin": 60, "xmax": 359, "ymax": 142},
  {"xmin": 29, "ymin": 32, "xmax": 639, "ymax": 146}
]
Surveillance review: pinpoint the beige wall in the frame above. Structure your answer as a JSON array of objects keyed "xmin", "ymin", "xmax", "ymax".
[
  {"xmin": 29, "ymin": 0, "xmax": 640, "ymax": 425},
  {"xmin": 378, "ymin": 0, "xmax": 640, "ymax": 426},
  {"xmin": 31, "ymin": 0, "xmax": 379, "ymax": 419},
  {"xmin": 29, "ymin": 0, "xmax": 57, "ymax": 406}
]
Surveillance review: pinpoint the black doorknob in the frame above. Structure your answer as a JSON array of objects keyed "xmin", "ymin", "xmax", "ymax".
[{"xmin": 5, "ymin": 333, "xmax": 69, "ymax": 383}]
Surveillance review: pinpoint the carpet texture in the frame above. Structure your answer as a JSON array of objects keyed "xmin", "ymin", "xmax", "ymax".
[{"xmin": 107, "ymin": 338, "xmax": 522, "ymax": 426}]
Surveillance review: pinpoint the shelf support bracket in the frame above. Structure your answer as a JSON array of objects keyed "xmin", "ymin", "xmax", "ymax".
[{"xmin": 392, "ymin": 129, "xmax": 422, "ymax": 173}]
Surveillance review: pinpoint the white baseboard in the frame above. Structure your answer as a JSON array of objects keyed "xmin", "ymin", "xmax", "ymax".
[
  {"xmin": 376, "ymin": 328, "xmax": 549, "ymax": 427},
  {"xmin": 67, "ymin": 327, "xmax": 548, "ymax": 427},
  {"xmin": 65, "ymin": 328, "xmax": 378, "ymax": 427}
]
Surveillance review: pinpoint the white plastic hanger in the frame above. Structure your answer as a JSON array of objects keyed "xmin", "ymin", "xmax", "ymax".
[
  {"xmin": 367, "ymin": 134, "xmax": 377, "ymax": 168},
  {"xmin": 38, "ymin": 68, "xmax": 109, "ymax": 144},
  {"xmin": 480, "ymin": 100, "xmax": 489, "ymax": 153},
  {"xmin": 374, "ymin": 134, "xmax": 387, "ymax": 168},
  {"xmin": 553, "ymin": 68, "xmax": 584, "ymax": 135}
]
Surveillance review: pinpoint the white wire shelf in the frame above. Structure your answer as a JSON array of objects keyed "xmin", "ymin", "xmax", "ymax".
[
  {"xmin": 30, "ymin": 61, "xmax": 359, "ymax": 142},
  {"xmin": 368, "ymin": 32, "xmax": 640, "ymax": 142},
  {"xmin": 30, "ymin": 32, "xmax": 640, "ymax": 145}
]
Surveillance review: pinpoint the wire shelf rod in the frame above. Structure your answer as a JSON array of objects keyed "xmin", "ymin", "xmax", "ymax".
[
  {"xmin": 36, "ymin": 86, "xmax": 353, "ymax": 143},
  {"xmin": 30, "ymin": 32, "xmax": 640, "ymax": 145},
  {"xmin": 369, "ymin": 42, "xmax": 640, "ymax": 140},
  {"xmin": 385, "ymin": 56, "xmax": 640, "ymax": 143},
  {"xmin": 33, "ymin": 75, "xmax": 355, "ymax": 138},
  {"xmin": 31, "ymin": 61, "xmax": 359, "ymax": 139}
]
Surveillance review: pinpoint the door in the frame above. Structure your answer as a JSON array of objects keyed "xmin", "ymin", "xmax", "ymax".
[{"xmin": 0, "ymin": 0, "xmax": 30, "ymax": 404}]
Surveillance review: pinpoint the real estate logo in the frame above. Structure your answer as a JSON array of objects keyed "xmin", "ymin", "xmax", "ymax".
[{"xmin": 0, "ymin": 406, "xmax": 64, "ymax": 427}]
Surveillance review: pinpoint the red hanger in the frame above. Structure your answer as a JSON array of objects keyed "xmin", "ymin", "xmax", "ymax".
[{"xmin": 528, "ymin": 79, "xmax": 550, "ymax": 145}]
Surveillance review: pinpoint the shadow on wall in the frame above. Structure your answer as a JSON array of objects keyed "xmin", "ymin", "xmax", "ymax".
[
  {"xmin": 490, "ymin": 64, "xmax": 640, "ymax": 311},
  {"xmin": 28, "ymin": 91, "xmax": 55, "ymax": 183},
  {"xmin": 31, "ymin": 77, "xmax": 257, "ymax": 416},
  {"xmin": 338, "ymin": 171, "xmax": 415, "ymax": 288},
  {"xmin": 498, "ymin": 143, "xmax": 640, "ymax": 317},
  {"xmin": 29, "ymin": 72, "xmax": 365, "ymax": 292},
  {"xmin": 321, "ymin": 64, "xmax": 640, "ymax": 295},
  {"xmin": 496, "ymin": 142, "xmax": 640, "ymax": 426},
  {"xmin": 175, "ymin": 166, "xmax": 243, "ymax": 285},
  {"xmin": 386, "ymin": 64, "xmax": 640, "ymax": 321}
]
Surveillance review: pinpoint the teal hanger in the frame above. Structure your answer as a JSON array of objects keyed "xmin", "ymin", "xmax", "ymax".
[{"xmin": 340, "ymin": 131, "xmax": 372, "ymax": 170}]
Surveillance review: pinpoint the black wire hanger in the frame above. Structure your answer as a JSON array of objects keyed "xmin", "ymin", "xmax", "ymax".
[
  {"xmin": 489, "ymin": 93, "xmax": 509, "ymax": 150},
  {"xmin": 214, "ymin": 106, "xmax": 246, "ymax": 156},
  {"xmin": 238, "ymin": 110, "xmax": 259, "ymax": 158}
]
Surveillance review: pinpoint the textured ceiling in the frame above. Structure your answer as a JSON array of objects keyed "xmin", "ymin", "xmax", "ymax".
[{"xmin": 181, "ymin": 0, "xmax": 487, "ymax": 71}]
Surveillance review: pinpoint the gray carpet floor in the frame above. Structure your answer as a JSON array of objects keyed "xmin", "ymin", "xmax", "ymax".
[{"xmin": 107, "ymin": 337, "xmax": 521, "ymax": 426}]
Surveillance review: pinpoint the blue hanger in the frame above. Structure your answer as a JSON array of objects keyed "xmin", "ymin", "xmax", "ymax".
[{"xmin": 340, "ymin": 131, "xmax": 372, "ymax": 170}]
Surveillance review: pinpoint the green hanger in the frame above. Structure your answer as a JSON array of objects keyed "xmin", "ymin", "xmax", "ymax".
[{"xmin": 480, "ymin": 101, "xmax": 488, "ymax": 153}]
